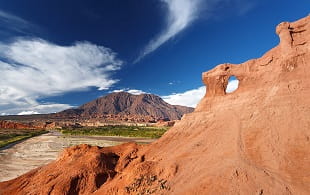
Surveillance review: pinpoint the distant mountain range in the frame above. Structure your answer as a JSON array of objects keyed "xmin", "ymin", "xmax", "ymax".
[{"xmin": 57, "ymin": 92, "xmax": 194, "ymax": 121}]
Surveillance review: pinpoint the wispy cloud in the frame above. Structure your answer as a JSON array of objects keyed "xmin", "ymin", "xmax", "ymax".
[
  {"xmin": 135, "ymin": 0, "xmax": 202, "ymax": 62},
  {"xmin": 0, "ymin": 10, "xmax": 40, "ymax": 35},
  {"xmin": 0, "ymin": 38, "xmax": 122, "ymax": 115},
  {"xmin": 135, "ymin": 0, "xmax": 256, "ymax": 62}
]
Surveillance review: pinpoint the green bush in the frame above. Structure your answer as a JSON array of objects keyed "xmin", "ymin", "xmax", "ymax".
[
  {"xmin": 61, "ymin": 126, "xmax": 169, "ymax": 138},
  {"xmin": 0, "ymin": 130, "xmax": 48, "ymax": 148}
]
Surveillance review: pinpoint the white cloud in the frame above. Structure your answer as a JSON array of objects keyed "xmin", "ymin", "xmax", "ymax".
[
  {"xmin": 2, "ymin": 103, "xmax": 72, "ymax": 116},
  {"xmin": 112, "ymin": 88, "xmax": 147, "ymax": 95},
  {"xmin": 135, "ymin": 0, "xmax": 202, "ymax": 62},
  {"xmin": 0, "ymin": 38, "xmax": 122, "ymax": 115},
  {"xmin": 225, "ymin": 79, "xmax": 239, "ymax": 93},
  {"xmin": 17, "ymin": 111, "xmax": 40, "ymax": 115},
  {"xmin": 162, "ymin": 86, "xmax": 205, "ymax": 107},
  {"xmin": 127, "ymin": 89, "xmax": 146, "ymax": 95},
  {"xmin": 162, "ymin": 79, "xmax": 239, "ymax": 107},
  {"xmin": 30, "ymin": 103, "xmax": 73, "ymax": 113}
]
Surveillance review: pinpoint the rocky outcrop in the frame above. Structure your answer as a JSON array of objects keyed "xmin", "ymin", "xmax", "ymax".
[
  {"xmin": 1, "ymin": 16, "xmax": 309, "ymax": 194},
  {"xmin": 57, "ymin": 92, "xmax": 194, "ymax": 121},
  {"xmin": 0, "ymin": 143, "xmax": 141, "ymax": 194},
  {"xmin": 0, "ymin": 120, "xmax": 40, "ymax": 130}
]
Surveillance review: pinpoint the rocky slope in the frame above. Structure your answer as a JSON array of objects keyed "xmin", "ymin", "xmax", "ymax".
[
  {"xmin": 1, "ymin": 16, "xmax": 309, "ymax": 194},
  {"xmin": 57, "ymin": 92, "xmax": 194, "ymax": 121}
]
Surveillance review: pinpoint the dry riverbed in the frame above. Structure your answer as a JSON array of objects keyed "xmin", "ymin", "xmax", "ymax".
[{"xmin": 0, "ymin": 131, "xmax": 155, "ymax": 182}]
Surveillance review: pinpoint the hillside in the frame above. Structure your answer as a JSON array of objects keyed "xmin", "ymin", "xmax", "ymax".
[
  {"xmin": 0, "ymin": 16, "xmax": 309, "ymax": 194},
  {"xmin": 58, "ymin": 92, "xmax": 194, "ymax": 121}
]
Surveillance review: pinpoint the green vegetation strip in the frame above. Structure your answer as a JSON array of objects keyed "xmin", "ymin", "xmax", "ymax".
[
  {"xmin": 61, "ymin": 126, "xmax": 169, "ymax": 138},
  {"xmin": 0, "ymin": 130, "xmax": 48, "ymax": 148}
]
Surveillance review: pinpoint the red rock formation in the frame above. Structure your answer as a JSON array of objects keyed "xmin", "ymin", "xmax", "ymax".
[
  {"xmin": 1, "ymin": 16, "xmax": 309, "ymax": 194},
  {"xmin": 154, "ymin": 119, "xmax": 176, "ymax": 127},
  {"xmin": 0, "ymin": 120, "xmax": 40, "ymax": 130},
  {"xmin": 0, "ymin": 144, "xmax": 142, "ymax": 194}
]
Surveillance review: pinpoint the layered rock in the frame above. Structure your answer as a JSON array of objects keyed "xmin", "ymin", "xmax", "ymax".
[{"xmin": 1, "ymin": 16, "xmax": 309, "ymax": 194}]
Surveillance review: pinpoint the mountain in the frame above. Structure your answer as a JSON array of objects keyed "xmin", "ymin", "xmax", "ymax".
[
  {"xmin": 57, "ymin": 92, "xmax": 194, "ymax": 121},
  {"xmin": 1, "ymin": 16, "xmax": 309, "ymax": 194}
]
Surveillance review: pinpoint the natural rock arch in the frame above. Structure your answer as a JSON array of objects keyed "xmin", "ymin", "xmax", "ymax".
[
  {"xmin": 225, "ymin": 76, "xmax": 239, "ymax": 93},
  {"xmin": 202, "ymin": 64, "xmax": 243, "ymax": 97}
]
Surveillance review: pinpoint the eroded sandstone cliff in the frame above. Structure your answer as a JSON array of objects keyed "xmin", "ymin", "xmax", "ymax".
[{"xmin": 0, "ymin": 16, "xmax": 309, "ymax": 195}]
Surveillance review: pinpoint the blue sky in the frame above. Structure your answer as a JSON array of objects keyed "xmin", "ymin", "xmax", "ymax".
[{"xmin": 0, "ymin": 0, "xmax": 309, "ymax": 115}]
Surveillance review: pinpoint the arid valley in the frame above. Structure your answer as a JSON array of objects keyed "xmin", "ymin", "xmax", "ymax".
[
  {"xmin": 0, "ymin": 1, "xmax": 309, "ymax": 195},
  {"xmin": 0, "ymin": 131, "xmax": 155, "ymax": 182}
]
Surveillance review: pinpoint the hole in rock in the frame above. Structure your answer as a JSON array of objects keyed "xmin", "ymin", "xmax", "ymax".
[
  {"xmin": 95, "ymin": 173, "xmax": 109, "ymax": 188},
  {"xmin": 225, "ymin": 76, "xmax": 239, "ymax": 93},
  {"xmin": 68, "ymin": 176, "xmax": 80, "ymax": 195}
]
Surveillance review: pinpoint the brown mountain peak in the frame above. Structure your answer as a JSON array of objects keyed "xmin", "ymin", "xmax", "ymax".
[{"xmin": 60, "ymin": 92, "xmax": 194, "ymax": 120}]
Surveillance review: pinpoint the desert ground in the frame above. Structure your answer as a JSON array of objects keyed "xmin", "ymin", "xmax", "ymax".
[{"xmin": 0, "ymin": 131, "xmax": 155, "ymax": 182}]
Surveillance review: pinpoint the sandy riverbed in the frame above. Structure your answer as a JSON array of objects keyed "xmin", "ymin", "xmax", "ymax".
[{"xmin": 0, "ymin": 131, "xmax": 155, "ymax": 182}]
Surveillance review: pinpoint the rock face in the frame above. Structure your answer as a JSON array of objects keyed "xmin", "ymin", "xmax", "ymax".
[
  {"xmin": 57, "ymin": 92, "xmax": 194, "ymax": 121},
  {"xmin": 1, "ymin": 16, "xmax": 310, "ymax": 194}
]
